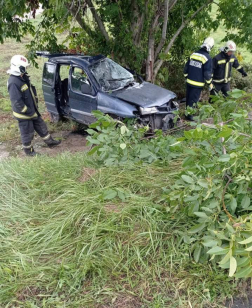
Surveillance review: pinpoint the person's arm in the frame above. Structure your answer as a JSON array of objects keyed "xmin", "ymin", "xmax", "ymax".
[
  {"xmin": 204, "ymin": 58, "xmax": 213, "ymax": 85},
  {"xmin": 233, "ymin": 57, "xmax": 247, "ymax": 77},
  {"xmin": 8, "ymin": 83, "xmax": 28, "ymax": 113}
]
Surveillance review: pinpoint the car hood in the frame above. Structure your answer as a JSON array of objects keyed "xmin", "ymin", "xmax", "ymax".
[{"xmin": 109, "ymin": 82, "xmax": 176, "ymax": 107}]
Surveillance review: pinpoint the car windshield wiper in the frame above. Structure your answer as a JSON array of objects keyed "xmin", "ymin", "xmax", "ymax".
[{"xmin": 107, "ymin": 77, "xmax": 132, "ymax": 81}]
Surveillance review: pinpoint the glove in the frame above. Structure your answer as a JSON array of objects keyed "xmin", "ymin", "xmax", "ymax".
[
  {"xmin": 209, "ymin": 83, "xmax": 214, "ymax": 91},
  {"xmin": 242, "ymin": 72, "xmax": 248, "ymax": 77}
]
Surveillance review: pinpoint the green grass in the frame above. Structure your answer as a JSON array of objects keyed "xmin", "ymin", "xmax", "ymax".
[{"xmin": 0, "ymin": 153, "xmax": 235, "ymax": 307}]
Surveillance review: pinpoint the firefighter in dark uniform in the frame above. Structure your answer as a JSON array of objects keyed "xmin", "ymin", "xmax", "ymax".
[
  {"xmin": 211, "ymin": 40, "xmax": 247, "ymax": 97},
  {"xmin": 7, "ymin": 55, "xmax": 61, "ymax": 156},
  {"xmin": 184, "ymin": 37, "xmax": 214, "ymax": 120}
]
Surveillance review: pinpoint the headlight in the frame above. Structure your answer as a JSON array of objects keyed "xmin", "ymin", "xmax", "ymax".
[{"xmin": 139, "ymin": 107, "xmax": 158, "ymax": 115}]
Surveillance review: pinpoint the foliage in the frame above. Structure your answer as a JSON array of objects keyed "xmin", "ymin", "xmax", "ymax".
[
  {"xmin": 232, "ymin": 63, "xmax": 252, "ymax": 93},
  {"xmin": 86, "ymin": 110, "xmax": 182, "ymax": 166},
  {"xmin": 1, "ymin": 0, "xmax": 252, "ymax": 80},
  {"xmin": 87, "ymin": 90, "xmax": 252, "ymax": 282},
  {"xmin": 165, "ymin": 90, "xmax": 252, "ymax": 279}
]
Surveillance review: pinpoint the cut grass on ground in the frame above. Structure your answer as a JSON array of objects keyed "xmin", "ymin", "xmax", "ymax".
[{"xmin": 0, "ymin": 153, "xmax": 236, "ymax": 308}]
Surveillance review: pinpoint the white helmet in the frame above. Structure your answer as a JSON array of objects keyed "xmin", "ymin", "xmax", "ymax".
[
  {"xmin": 224, "ymin": 40, "xmax": 236, "ymax": 53},
  {"xmin": 201, "ymin": 37, "xmax": 215, "ymax": 52},
  {"xmin": 7, "ymin": 55, "xmax": 30, "ymax": 76}
]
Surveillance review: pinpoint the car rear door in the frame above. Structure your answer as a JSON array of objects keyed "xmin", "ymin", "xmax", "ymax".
[
  {"xmin": 68, "ymin": 66, "xmax": 97, "ymax": 125},
  {"xmin": 42, "ymin": 62, "xmax": 58, "ymax": 115}
]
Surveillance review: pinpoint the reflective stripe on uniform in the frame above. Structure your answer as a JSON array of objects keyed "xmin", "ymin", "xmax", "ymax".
[
  {"xmin": 237, "ymin": 65, "xmax": 242, "ymax": 70},
  {"xmin": 205, "ymin": 78, "xmax": 212, "ymax": 84},
  {"xmin": 22, "ymin": 144, "xmax": 32, "ymax": 149},
  {"xmin": 190, "ymin": 53, "xmax": 208, "ymax": 64},
  {"xmin": 224, "ymin": 62, "xmax": 229, "ymax": 83},
  {"xmin": 184, "ymin": 74, "xmax": 188, "ymax": 77},
  {"xmin": 218, "ymin": 60, "xmax": 226, "ymax": 65},
  {"xmin": 21, "ymin": 105, "xmax": 27, "ymax": 113},
  {"xmin": 213, "ymin": 79, "xmax": 225, "ymax": 83},
  {"xmin": 186, "ymin": 79, "xmax": 205, "ymax": 87},
  {"xmin": 13, "ymin": 111, "xmax": 37, "ymax": 119},
  {"xmin": 42, "ymin": 134, "xmax": 51, "ymax": 140},
  {"xmin": 230, "ymin": 58, "xmax": 235, "ymax": 63}
]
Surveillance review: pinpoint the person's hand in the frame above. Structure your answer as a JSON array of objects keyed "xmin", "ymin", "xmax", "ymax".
[
  {"xmin": 242, "ymin": 72, "xmax": 248, "ymax": 77},
  {"xmin": 209, "ymin": 83, "xmax": 214, "ymax": 91}
]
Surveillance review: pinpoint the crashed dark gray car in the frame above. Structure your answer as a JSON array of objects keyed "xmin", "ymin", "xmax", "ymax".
[{"xmin": 39, "ymin": 52, "xmax": 179, "ymax": 130}]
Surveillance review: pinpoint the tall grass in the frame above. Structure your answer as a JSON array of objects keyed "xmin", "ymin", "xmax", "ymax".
[{"xmin": 0, "ymin": 154, "xmax": 234, "ymax": 307}]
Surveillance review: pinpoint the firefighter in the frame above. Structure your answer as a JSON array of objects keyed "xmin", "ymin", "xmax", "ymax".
[
  {"xmin": 7, "ymin": 55, "xmax": 61, "ymax": 156},
  {"xmin": 211, "ymin": 41, "xmax": 247, "ymax": 97},
  {"xmin": 184, "ymin": 37, "xmax": 214, "ymax": 121}
]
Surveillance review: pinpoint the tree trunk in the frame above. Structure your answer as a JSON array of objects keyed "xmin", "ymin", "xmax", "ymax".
[{"xmin": 152, "ymin": 0, "xmax": 214, "ymax": 82}]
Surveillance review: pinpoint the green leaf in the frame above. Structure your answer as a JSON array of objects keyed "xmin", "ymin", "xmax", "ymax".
[
  {"xmin": 193, "ymin": 246, "xmax": 202, "ymax": 263},
  {"xmin": 218, "ymin": 154, "xmax": 230, "ymax": 162},
  {"xmin": 219, "ymin": 250, "xmax": 231, "ymax": 265},
  {"xmin": 241, "ymin": 195, "xmax": 250, "ymax": 209},
  {"xmin": 239, "ymin": 235, "xmax": 252, "ymax": 245},
  {"xmin": 203, "ymin": 240, "xmax": 218, "ymax": 247},
  {"xmin": 229, "ymin": 256, "xmax": 237, "ymax": 277},
  {"xmin": 207, "ymin": 246, "xmax": 229, "ymax": 255},
  {"xmin": 235, "ymin": 264, "xmax": 252, "ymax": 279},
  {"xmin": 120, "ymin": 143, "xmax": 126, "ymax": 150},
  {"xmin": 103, "ymin": 189, "xmax": 118, "ymax": 200},
  {"xmin": 217, "ymin": 127, "xmax": 233, "ymax": 138},
  {"xmin": 197, "ymin": 179, "xmax": 208, "ymax": 188},
  {"xmin": 230, "ymin": 198, "xmax": 237, "ymax": 213},
  {"xmin": 194, "ymin": 212, "xmax": 209, "ymax": 219},
  {"xmin": 88, "ymin": 145, "xmax": 101, "ymax": 155},
  {"xmin": 245, "ymin": 245, "xmax": 252, "ymax": 252},
  {"xmin": 120, "ymin": 125, "xmax": 128, "ymax": 135},
  {"xmin": 237, "ymin": 257, "xmax": 250, "ymax": 267},
  {"xmin": 117, "ymin": 191, "xmax": 125, "ymax": 202},
  {"xmin": 188, "ymin": 223, "xmax": 206, "ymax": 234},
  {"xmin": 182, "ymin": 175, "xmax": 194, "ymax": 184}
]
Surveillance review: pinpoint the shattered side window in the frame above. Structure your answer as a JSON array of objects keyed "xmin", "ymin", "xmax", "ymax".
[{"xmin": 90, "ymin": 58, "xmax": 134, "ymax": 92}]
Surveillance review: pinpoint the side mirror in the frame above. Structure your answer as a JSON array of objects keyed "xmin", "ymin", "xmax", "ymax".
[{"xmin": 81, "ymin": 83, "xmax": 93, "ymax": 95}]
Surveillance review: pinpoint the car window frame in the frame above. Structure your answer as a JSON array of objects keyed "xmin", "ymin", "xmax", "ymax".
[
  {"xmin": 42, "ymin": 62, "xmax": 56, "ymax": 87},
  {"xmin": 69, "ymin": 65, "xmax": 95, "ymax": 97}
]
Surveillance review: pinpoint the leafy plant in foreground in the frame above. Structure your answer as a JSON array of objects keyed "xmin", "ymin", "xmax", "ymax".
[
  {"xmin": 86, "ymin": 110, "xmax": 182, "ymax": 166},
  {"xmin": 167, "ymin": 90, "xmax": 252, "ymax": 279}
]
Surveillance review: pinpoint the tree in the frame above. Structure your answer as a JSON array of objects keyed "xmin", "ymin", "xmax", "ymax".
[{"xmin": 0, "ymin": 0, "xmax": 251, "ymax": 82}]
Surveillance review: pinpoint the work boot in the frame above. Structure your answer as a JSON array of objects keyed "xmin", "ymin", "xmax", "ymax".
[
  {"xmin": 23, "ymin": 146, "xmax": 38, "ymax": 157},
  {"xmin": 44, "ymin": 135, "xmax": 61, "ymax": 148}
]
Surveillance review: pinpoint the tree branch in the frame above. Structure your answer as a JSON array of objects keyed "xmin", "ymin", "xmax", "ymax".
[
  {"xmin": 222, "ymin": 177, "xmax": 234, "ymax": 222},
  {"xmin": 86, "ymin": 0, "xmax": 110, "ymax": 42},
  {"xmin": 153, "ymin": 0, "xmax": 214, "ymax": 79},
  {"xmin": 155, "ymin": 0, "xmax": 170, "ymax": 60},
  {"xmin": 66, "ymin": 2, "xmax": 95, "ymax": 38}
]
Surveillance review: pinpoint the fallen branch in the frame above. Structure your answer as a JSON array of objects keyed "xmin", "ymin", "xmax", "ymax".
[{"xmin": 222, "ymin": 177, "xmax": 234, "ymax": 222}]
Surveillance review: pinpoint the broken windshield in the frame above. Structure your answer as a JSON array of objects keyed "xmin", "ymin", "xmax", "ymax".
[{"xmin": 90, "ymin": 58, "xmax": 134, "ymax": 92}]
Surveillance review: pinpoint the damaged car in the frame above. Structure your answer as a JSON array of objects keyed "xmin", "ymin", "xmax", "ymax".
[{"xmin": 38, "ymin": 52, "xmax": 179, "ymax": 131}]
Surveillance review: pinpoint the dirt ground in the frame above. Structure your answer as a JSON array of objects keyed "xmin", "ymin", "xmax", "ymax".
[{"xmin": 0, "ymin": 130, "xmax": 90, "ymax": 160}]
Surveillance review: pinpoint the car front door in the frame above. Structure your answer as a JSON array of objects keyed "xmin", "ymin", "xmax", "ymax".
[
  {"xmin": 42, "ymin": 62, "xmax": 58, "ymax": 116},
  {"xmin": 68, "ymin": 66, "xmax": 97, "ymax": 125}
]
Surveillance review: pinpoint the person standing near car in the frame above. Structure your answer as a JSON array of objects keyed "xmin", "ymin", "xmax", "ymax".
[
  {"xmin": 211, "ymin": 40, "xmax": 247, "ymax": 97},
  {"xmin": 184, "ymin": 37, "xmax": 214, "ymax": 120},
  {"xmin": 7, "ymin": 55, "xmax": 61, "ymax": 156}
]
